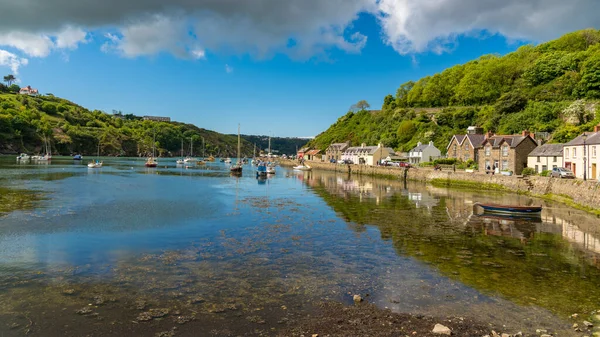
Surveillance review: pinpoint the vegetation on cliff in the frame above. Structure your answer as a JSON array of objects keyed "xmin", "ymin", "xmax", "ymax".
[
  {"xmin": 0, "ymin": 90, "xmax": 273, "ymax": 157},
  {"xmin": 308, "ymin": 29, "xmax": 600, "ymax": 153}
]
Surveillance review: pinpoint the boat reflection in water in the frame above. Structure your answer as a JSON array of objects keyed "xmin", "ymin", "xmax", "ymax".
[{"xmin": 467, "ymin": 213, "xmax": 542, "ymax": 243}]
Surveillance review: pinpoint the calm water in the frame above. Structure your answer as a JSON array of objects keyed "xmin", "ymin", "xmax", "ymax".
[{"xmin": 1, "ymin": 156, "xmax": 599, "ymax": 336}]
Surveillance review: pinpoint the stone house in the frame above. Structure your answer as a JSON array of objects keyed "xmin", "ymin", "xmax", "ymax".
[
  {"xmin": 341, "ymin": 143, "xmax": 395, "ymax": 166},
  {"xmin": 527, "ymin": 144, "xmax": 564, "ymax": 174},
  {"xmin": 479, "ymin": 131, "xmax": 538, "ymax": 174},
  {"xmin": 408, "ymin": 141, "xmax": 442, "ymax": 164},
  {"xmin": 563, "ymin": 124, "xmax": 600, "ymax": 179},
  {"xmin": 447, "ymin": 126, "xmax": 486, "ymax": 162},
  {"xmin": 325, "ymin": 141, "xmax": 350, "ymax": 162}
]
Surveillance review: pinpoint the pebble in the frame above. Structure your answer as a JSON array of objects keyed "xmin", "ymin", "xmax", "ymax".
[
  {"xmin": 584, "ymin": 321, "xmax": 594, "ymax": 327},
  {"xmin": 353, "ymin": 295, "xmax": 363, "ymax": 303},
  {"xmin": 432, "ymin": 323, "xmax": 452, "ymax": 335}
]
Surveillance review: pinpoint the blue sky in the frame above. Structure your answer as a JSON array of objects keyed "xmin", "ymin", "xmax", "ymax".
[{"xmin": 1, "ymin": 0, "xmax": 598, "ymax": 137}]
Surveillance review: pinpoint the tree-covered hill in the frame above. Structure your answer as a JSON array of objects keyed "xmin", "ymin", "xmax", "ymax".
[
  {"xmin": 308, "ymin": 29, "xmax": 600, "ymax": 153},
  {"xmin": 0, "ymin": 91, "xmax": 254, "ymax": 157},
  {"xmin": 238, "ymin": 135, "xmax": 309, "ymax": 156}
]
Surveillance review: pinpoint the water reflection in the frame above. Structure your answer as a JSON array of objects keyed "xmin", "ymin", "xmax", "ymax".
[
  {"xmin": 299, "ymin": 169, "xmax": 600, "ymax": 319},
  {"xmin": 1, "ymin": 156, "xmax": 599, "ymax": 336}
]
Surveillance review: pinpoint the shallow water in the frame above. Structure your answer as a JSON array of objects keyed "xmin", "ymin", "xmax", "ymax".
[{"xmin": 1, "ymin": 156, "xmax": 599, "ymax": 336}]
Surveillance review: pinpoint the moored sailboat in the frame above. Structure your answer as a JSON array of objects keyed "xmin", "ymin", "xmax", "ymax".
[
  {"xmin": 88, "ymin": 142, "xmax": 103, "ymax": 168},
  {"xmin": 176, "ymin": 139, "xmax": 185, "ymax": 165},
  {"xmin": 184, "ymin": 136, "xmax": 198, "ymax": 164},
  {"xmin": 230, "ymin": 124, "xmax": 243, "ymax": 174},
  {"xmin": 145, "ymin": 131, "xmax": 158, "ymax": 167}
]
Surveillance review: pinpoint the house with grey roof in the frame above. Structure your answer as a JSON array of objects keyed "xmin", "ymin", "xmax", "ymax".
[
  {"xmin": 341, "ymin": 143, "xmax": 395, "ymax": 166},
  {"xmin": 447, "ymin": 126, "xmax": 487, "ymax": 162},
  {"xmin": 563, "ymin": 124, "xmax": 600, "ymax": 179},
  {"xmin": 527, "ymin": 144, "xmax": 564, "ymax": 174},
  {"xmin": 479, "ymin": 131, "xmax": 538, "ymax": 175},
  {"xmin": 408, "ymin": 141, "xmax": 442, "ymax": 164}
]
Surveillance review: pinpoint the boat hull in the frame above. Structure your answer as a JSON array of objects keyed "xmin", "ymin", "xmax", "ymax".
[{"xmin": 475, "ymin": 203, "xmax": 542, "ymax": 215}]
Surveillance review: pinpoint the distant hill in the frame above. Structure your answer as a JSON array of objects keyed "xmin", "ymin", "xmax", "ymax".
[
  {"xmin": 308, "ymin": 29, "xmax": 600, "ymax": 153},
  {"xmin": 0, "ymin": 91, "xmax": 254, "ymax": 157},
  {"xmin": 237, "ymin": 135, "xmax": 309, "ymax": 156}
]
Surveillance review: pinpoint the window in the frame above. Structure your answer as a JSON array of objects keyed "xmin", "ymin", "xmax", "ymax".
[
  {"xmin": 502, "ymin": 145, "xmax": 509, "ymax": 157},
  {"xmin": 542, "ymin": 165, "xmax": 547, "ymax": 172},
  {"xmin": 485, "ymin": 146, "xmax": 491, "ymax": 156},
  {"xmin": 485, "ymin": 160, "xmax": 490, "ymax": 170},
  {"xmin": 573, "ymin": 147, "xmax": 577, "ymax": 159},
  {"xmin": 502, "ymin": 160, "xmax": 509, "ymax": 170},
  {"xmin": 453, "ymin": 144, "xmax": 457, "ymax": 156},
  {"xmin": 465, "ymin": 153, "xmax": 470, "ymax": 160},
  {"xmin": 535, "ymin": 165, "xmax": 539, "ymax": 173},
  {"xmin": 594, "ymin": 146, "xmax": 597, "ymax": 158},
  {"xmin": 553, "ymin": 156, "xmax": 557, "ymax": 162},
  {"xmin": 537, "ymin": 156, "xmax": 540, "ymax": 162},
  {"xmin": 565, "ymin": 148, "xmax": 569, "ymax": 158}
]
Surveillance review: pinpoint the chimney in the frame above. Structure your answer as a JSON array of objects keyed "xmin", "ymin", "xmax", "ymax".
[
  {"xmin": 530, "ymin": 132, "xmax": 535, "ymax": 139},
  {"xmin": 521, "ymin": 129, "xmax": 529, "ymax": 137},
  {"xmin": 377, "ymin": 142, "xmax": 383, "ymax": 148},
  {"xmin": 428, "ymin": 141, "xmax": 434, "ymax": 146},
  {"xmin": 485, "ymin": 131, "xmax": 493, "ymax": 139},
  {"xmin": 417, "ymin": 141, "xmax": 422, "ymax": 147},
  {"xmin": 361, "ymin": 143, "xmax": 366, "ymax": 148},
  {"xmin": 595, "ymin": 124, "xmax": 600, "ymax": 133}
]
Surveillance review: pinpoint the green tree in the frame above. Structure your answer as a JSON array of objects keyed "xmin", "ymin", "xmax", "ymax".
[
  {"xmin": 3, "ymin": 74, "xmax": 16, "ymax": 87},
  {"xmin": 8, "ymin": 84, "xmax": 20, "ymax": 93}
]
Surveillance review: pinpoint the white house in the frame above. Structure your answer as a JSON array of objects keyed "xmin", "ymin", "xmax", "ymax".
[
  {"xmin": 19, "ymin": 85, "xmax": 39, "ymax": 96},
  {"xmin": 527, "ymin": 144, "xmax": 564, "ymax": 174},
  {"xmin": 408, "ymin": 141, "xmax": 442, "ymax": 164},
  {"xmin": 564, "ymin": 125, "xmax": 600, "ymax": 179},
  {"xmin": 341, "ymin": 143, "xmax": 395, "ymax": 166}
]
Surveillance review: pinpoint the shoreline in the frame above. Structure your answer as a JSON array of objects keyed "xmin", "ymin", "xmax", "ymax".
[{"xmin": 279, "ymin": 159, "xmax": 600, "ymax": 215}]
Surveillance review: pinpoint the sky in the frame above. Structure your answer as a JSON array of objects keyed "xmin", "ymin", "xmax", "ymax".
[{"xmin": 1, "ymin": 0, "xmax": 599, "ymax": 138}]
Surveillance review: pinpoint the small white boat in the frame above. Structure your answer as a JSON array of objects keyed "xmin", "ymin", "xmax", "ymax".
[
  {"xmin": 176, "ymin": 159, "xmax": 185, "ymax": 165},
  {"xmin": 224, "ymin": 158, "xmax": 232, "ymax": 164},
  {"xmin": 88, "ymin": 142, "xmax": 102, "ymax": 168},
  {"xmin": 293, "ymin": 164, "xmax": 312, "ymax": 171},
  {"xmin": 88, "ymin": 161, "xmax": 103, "ymax": 168},
  {"xmin": 267, "ymin": 164, "xmax": 275, "ymax": 174},
  {"xmin": 184, "ymin": 136, "xmax": 198, "ymax": 164},
  {"xmin": 16, "ymin": 153, "xmax": 30, "ymax": 161}
]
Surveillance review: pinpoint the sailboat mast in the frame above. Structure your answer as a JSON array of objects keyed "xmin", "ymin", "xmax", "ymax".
[
  {"xmin": 202, "ymin": 137, "xmax": 205, "ymax": 158},
  {"xmin": 268, "ymin": 135, "xmax": 271, "ymax": 155},
  {"xmin": 237, "ymin": 124, "xmax": 241, "ymax": 162},
  {"xmin": 190, "ymin": 137, "xmax": 193, "ymax": 157}
]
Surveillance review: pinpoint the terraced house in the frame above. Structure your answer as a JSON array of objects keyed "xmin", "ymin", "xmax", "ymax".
[
  {"xmin": 447, "ymin": 126, "xmax": 486, "ymax": 162},
  {"xmin": 325, "ymin": 141, "xmax": 350, "ymax": 162},
  {"xmin": 478, "ymin": 131, "xmax": 538, "ymax": 175}
]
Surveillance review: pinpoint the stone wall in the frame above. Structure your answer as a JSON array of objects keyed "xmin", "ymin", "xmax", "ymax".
[{"xmin": 279, "ymin": 159, "xmax": 600, "ymax": 211}]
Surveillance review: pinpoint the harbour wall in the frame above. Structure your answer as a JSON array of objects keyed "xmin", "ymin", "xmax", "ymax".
[{"xmin": 279, "ymin": 159, "xmax": 600, "ymax": 212}]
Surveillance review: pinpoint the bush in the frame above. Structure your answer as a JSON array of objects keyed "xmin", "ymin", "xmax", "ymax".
[
  {"xmin": 434, "ymin": 158, "xmax": 458, "ymax": 165},
  {"xmin": 522, "ymin": 167, "xmax": 536, "ymax": 176},
  {"xmin": 540, "ymin": 170, "xmax": 551, "ymax": 177}
]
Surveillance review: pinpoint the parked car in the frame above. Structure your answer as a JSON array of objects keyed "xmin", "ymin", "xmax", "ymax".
[
  {"xmin": 398, "ymin": 162, "xmax": 411, "ymax": 168},
  {"xmin": 550, "ymin": 167, "xmax": 575, "ymax": 179}
]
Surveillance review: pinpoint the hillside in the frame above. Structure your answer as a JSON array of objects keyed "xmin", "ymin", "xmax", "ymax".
[
  {"xmin": 308, "ymin": 29, "xmax": 600, "ymax": 153},
  {"xmin": 238, "ymin": 135, "xmax": 308, "ymax": 156},
  {"xmin": 0, "ymin": 92, "xmax": 255, "ymax": 157}
]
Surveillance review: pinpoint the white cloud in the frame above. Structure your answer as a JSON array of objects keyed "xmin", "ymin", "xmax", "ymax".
[
  {"xmin": 0, "ymin": 49, "xmax": 28, "ymax": 74},
  {"xmin": 54, "ymin": 26, "xmax": 88, "ymax": 49},
  {"xmin": 0, "ymin": 31, "xmax": 54, "ymax": 57},
  {"xmin": 375, "ymin": 0, "xmax": 600, "ymax": 54},
  {"xmin": 191, "ymin": 48, "xmax": 206, "ymax": 59},
  {"xmin": 225, "ymin": 64, "xmax": 233, "ymax": 73},
  {"xmin": 0, "ymin": 0, "xmax": 599, "ymax": 69}
]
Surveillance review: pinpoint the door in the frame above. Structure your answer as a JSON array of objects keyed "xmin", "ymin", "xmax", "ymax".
[
  {"xmin": 572, "ymin": 163, "xmax": 576, "ymax": 177},
  {"xmin": 593, "ymin": 163, "xmax": 597, "ymax": 180}
]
